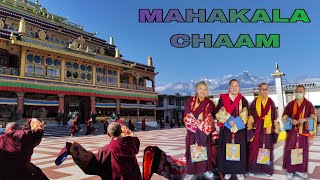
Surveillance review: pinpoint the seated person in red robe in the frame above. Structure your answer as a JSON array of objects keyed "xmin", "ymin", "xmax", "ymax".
[
  {"xmin": 56, "ymin": 122, "xmax": 141, "ymax": 180},
  {"xmin": 0, "ymin": 119, "xmax": 48, "ymax": 180}
]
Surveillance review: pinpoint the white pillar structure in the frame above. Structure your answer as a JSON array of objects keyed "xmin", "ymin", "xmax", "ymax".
[{"xmin": 271, "ymin": 63, "xmax": 285, "ymax": 131}]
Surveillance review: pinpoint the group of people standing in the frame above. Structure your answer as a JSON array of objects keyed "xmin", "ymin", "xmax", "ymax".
[
  {"xmin": 68, "ymin": 113, "xmax": 97, "ymax": 136},
  {"xmin": 159, "ymin": 116, "xmax": 183, "ymax": 129},
  {"xmin": 104, "ymin": 113, "xmax": 147, "ymax": 134},
  {"xmin": 0, "ymin": 79, "xmax": 317, "ymax": 180},
  {"xmin": 143, "ymin": 79, "xmax": 317, "ymax": 180}
]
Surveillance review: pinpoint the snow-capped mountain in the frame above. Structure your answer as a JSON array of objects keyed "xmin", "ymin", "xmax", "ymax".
[{"xmin": 156, "ymin": 70, "xmax": 291, "ymax": 95}]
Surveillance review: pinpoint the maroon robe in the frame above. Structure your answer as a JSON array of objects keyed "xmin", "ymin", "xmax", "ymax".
[
  {"xmin": 282, "ymin": 99, "xmax": 315, "ymax": 173},
  {"xmin": 129, "ymin": 120, "xmax": 135, "ymax": 131},
  {"xmin": 79, "ymin": 136, "xmax": 142, "ymax": 180},
  {"xmin": 0, "ymin": 128, "xmax": 48, "ymax": 180},
  {"xmin": 214, "ymin": 94, "xmax": 249, "ymax": 175},
  {"xmin": 141, "ymin": 119, "xmax": 146, "ymax": 131},
  {"xmin": 184, "ymin": 96, "xmax": 214, "ymax": 174},
  {"xmin": 70, "ymin": 120, "xmax": 80, "ymax": 136},
  {"xmin": 85, "ymin": 120, "xmax": 96, "ymax": 135},
  {"xmin": 248, "ymin": 97, "xmax": 278, "ymax": 175},
  {"xmin": 160, "ymin": 120, "xmax": 164, "ymax": 128},
  {"xmin": 104, "ymin": 120, "xmax": 109, "ymax": 134}
]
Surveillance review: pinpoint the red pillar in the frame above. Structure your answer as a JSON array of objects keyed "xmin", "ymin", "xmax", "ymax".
[
  {"xmin": 58, "ymin": 94, "xmax": 65, "ymax": 125},
  {"xmin": 137, "ymin": 100, "xmax": 140, "ymax": 122},
  {"xmin": 58, "ymin": 94, "xmax": 65, "ymax": 114},
  {"xmin": 152, "ymin": 79, "xmax": 155, "ymax": 92},
  {"xmin": 16, "ymin": 92, "xmax": 24, "ymax": 125},
  {"xmin": 90, "ymin": 96, "xmax": 96, "ymax": 115},
  {"xmin": 154, "ymin": 101, "xmax": 157, "ymax": 121},
  {"xmin": 116, "ymin": 99, "xmax": 120, "ymax": 115}
]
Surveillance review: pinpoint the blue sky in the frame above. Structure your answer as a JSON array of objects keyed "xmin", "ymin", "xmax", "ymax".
[{"xmin": 39, "ymin": 0, "xmax": 320, "ymax": 84}]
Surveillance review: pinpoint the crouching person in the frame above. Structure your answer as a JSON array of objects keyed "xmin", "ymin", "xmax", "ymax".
[{"xmin": 56, "ymin": 122, "xmax": 141, "ymax": 180}]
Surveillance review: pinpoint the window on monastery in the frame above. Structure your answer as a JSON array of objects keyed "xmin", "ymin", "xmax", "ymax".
[
  {"xmin": 169, "ymin": 97, "xmax": 175, "ymax": 105},
  {"xmin": 0, "ymin": 58, "xmax": 8, "ymax": 66},
  {"xmin": 120, "ymin": 74, "xmax": 129, "ymax": 85},
  {"xmin": 0, "ymin": 49, "xmax": 9, "ymax": 67},
  {"xmin": 8, "ymin": 26, "xmax": 16, "ymax": 31},
  {"xmin": 133, "ymin": 77, "xmax": 144, "ymax": 86},
  {"xmin": 96, "ymin": 67, "xmax": 105, "ymax": 83},
  {"xmin": 45, "ymin": 34, "xmax": 69, "ymax": 46},
  {"xmin": 182, "ymin": 98, "xmax": 186, "ymax": 106},
  {"xmin": 176, "ymin": 98, "xmax": 182, "ymax": 106},
  {"xmin": 96, "ymin": 67, "xmax": 117, "ymax": 86},
  {"xmin": 0, "ymin": 49, "xmax": 19, "ymax": 75},
  {"xmin": 157, "ymin": 97, "xmax": 164, "ymax": 107},
  {"xmin": 65, "ymin": 61, "xmax": 92, "ymax": 82},
  {"xmin": 87, "ymin": 74, "xmax": 92, "ymax": 81},
  {"xmin": 45, "ymin": 58, "xmax": 60, "ymax": 77},
  {"xmin": 25, "ymin": 54, "xmax": 44, "ymax": 75},
  {"xmin": 133, "ymin": 77, "xmax": 137, "ymax": 85},
  {"xmin": 27, "ymin": 32, "xmax": 35, "ymax": 38},
  {"xmin": 107, "ymin": 69, "xmax": 117, "ymax": 85},
  {"xmin": 139, "ymin": 77, "xmax": 144, "ymax": 86},
  {"xmin": 25, "ymin": 54, "xmax": 60, "ymax": 79}
]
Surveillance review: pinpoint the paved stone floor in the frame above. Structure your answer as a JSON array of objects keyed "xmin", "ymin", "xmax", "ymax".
[{"xmin": 31, "ymin": 125, "xmax": 320, "ymax": 180}]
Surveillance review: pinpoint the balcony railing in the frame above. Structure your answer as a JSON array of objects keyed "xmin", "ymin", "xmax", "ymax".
[
  {"xmin": 120, "ymin": 83, "xmax": 154, "ymax": 92},
  {"xmin": 0, "ymin": 67, "xmax": 19, "ymax": 76},
  {"xmin": 0, "ymin": 70, "xmax": 155, "ymax": 92}
]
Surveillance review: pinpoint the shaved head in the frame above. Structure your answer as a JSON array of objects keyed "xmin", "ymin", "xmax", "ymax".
[
  {"xmin": 107, "ymin": 122, "xmax": 122, "ymax": 137},
  {"xmin": 5, "ymin": 122, "xmax": 20, "ymax": 133}
]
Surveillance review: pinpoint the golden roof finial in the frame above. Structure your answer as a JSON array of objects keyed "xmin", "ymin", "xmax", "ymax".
[
  {"xmin": 271, "ymin": 62, "xmax": 285, "ymax": 77},
  {"xmin": 115, "ymin": 48, "xmax": 120, "ymax": 58},
  {"xmin": 148, "ymin": 56, "xmax": 153, "ymax": 66},
  {"xmin": 110, "ymin": 36, "xmax": 114, "ymax": 45}
]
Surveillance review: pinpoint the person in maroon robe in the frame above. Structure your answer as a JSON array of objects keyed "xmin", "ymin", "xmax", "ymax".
[
  {"xmin": 56, "ymin": 122, "xmax": 141, "ymax": 180},
  {"xmin": 0, "ymin": 119, "xmax": 48, "ymax": 180},
  {"xmin": 247, "ymin": 83, "xmax": 280, "ymax": 177},
  {"xmin": 141, "ymin": 118, "xmax": 147, "ymax": 131},
  {"xmin": 70, "ymin": 114, "xmax": 81, "ymax": 136},
  {"xmin": 129, "ymin": 118, "xmax": 135, "ymax": 131},
  {"xmin": 183, "ymin": 81, "xmax": 215, "ymax": 179},
  {"xmin": 214, "ymin": 79, "xmax": 249, "ymax": 180},
  {"xmin": 282, "ymin": 85, "xmax": 317, "ymax": 179},
  {"xmin": 160, "ymin": 118, "xmax": 164, "ymax": 129},
  {"xmin": 103, "ymin": 119, "xmax": 109, "ymax": 134},
  {"xmin": 85, "ymin": 118, "xmax": 96, "ymax": 135}
]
